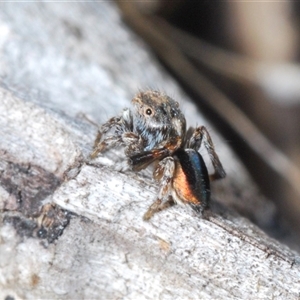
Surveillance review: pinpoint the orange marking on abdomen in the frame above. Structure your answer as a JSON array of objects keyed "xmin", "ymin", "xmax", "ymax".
[{"xmin": 173, "ymin": 162, "xmax": 201, "ymax": 205}]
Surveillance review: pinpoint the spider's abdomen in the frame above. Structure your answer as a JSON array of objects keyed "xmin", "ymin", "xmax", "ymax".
[{"xmin": 172, "ymin": 149, "xmax": 210, "ymax": 212}]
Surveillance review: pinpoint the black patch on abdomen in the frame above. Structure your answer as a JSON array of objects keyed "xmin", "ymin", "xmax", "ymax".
[{"xmin": 174, "ymin": 148, "xmax": 210, "ymax": 206}]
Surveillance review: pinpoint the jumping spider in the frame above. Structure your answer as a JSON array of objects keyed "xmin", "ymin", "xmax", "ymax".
[{"xmin": 91, "ymin": 90, "xmax": 226, "ymax": 220}]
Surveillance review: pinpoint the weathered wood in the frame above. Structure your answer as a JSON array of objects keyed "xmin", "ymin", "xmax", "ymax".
[{"xmin": 0, "ymin": 3, "xmax": 299, "ymax": 299}]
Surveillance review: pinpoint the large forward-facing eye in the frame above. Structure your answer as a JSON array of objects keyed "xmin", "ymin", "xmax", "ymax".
[{"xmin": 145, "ymin": 108, "xmax": 153, "ymax": 116}]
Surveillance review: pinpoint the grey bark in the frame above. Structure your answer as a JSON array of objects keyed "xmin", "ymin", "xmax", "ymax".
[{"xmin": 0, "ymin": 3, "xmax": 299, "ymax": 300}]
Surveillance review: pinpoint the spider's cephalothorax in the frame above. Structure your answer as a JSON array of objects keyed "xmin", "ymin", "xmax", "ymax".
[
  {"xmin": 131, "ymin": 91, "xmax": 186, "ymax": 151},
  {"xmin": 91, "ymin": 91, "xmax": 226, "ymax": 220},
  {"xmin": 91, "ymin": 90, "xmax": 186, "ymax": 162}
]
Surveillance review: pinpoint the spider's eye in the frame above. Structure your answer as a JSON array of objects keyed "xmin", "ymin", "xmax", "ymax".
[{"xmin": 145, "ymin": 108, "xmax": 152, "ymax": 116}]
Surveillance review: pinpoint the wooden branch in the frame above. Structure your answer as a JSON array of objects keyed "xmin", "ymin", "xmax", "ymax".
[{"xmin": 0, "ymin": 2, "xmax": 299, "ymax": 299}]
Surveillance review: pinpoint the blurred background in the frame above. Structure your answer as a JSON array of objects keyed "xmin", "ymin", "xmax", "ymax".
[{"xmin": 117, "ymin": 1, "xmax": 300, "ymax": 248}]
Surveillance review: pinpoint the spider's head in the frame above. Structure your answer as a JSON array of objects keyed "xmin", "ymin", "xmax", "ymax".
[{"xmin": 131, "ymin": 91, "xmax": 186, "ymax": 151}]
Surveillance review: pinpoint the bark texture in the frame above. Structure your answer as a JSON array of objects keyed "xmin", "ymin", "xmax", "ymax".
[{"xmin": 0, "ymin": 3, "xmax": 299, "ymax": 300}]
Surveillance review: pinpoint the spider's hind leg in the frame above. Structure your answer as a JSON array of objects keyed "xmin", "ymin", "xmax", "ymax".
[
  {"xmin": 187, "ymin": 126, "xmax": 226, "ymax": 181},
  {"xmin": 143, "ymin": 156, "xmax": 176, "ymax": 220},
  {"xmin": 143, "ymin": 196, "xmax": 175, "ymax": 221}
]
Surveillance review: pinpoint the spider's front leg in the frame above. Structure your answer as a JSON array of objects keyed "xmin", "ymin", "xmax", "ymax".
[
  {"xmin": 143, "ymin": 156, "xmax": 176, "ymax": 220},
  {"xmin": 91, "ymin": 109, "xmax": 142, "ymax": 159},
  {"xmin": 129, "ymin": 148, "xmax": 168, "ymax": 171},
  {"xmin": 129, "ymin": 136, "xmax": 182, "ymax": 171},
  {"xmin": 188, "ymin": 126, "xmax": 226, "ymax": 181},
  {"xmin": 90, "ymin": 115, "xmax": 122, "ymax": 159}
]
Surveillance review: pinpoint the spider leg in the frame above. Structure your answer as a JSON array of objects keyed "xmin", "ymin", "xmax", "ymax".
[
  {"xmin": 129, "ymin": 137, "xmax": 182, "ymax": 171},
  {"xmin": 90, "ymin": 135, "xmax": 123, "ymax": 159},
  {"xmin": 129, "ymin": 148, "xmax": 169, "ymax": 171},
  {"xmin": 143, "ymin": 196, "xmax": 175, "ymax": 221},
  {"xmin": 187, "ymin": 126, "xmax": 226, "ymax": 181},
  {"xmin": 143, "ymin": 156, "xmax": 175, "ymax": 220},
  {"xmin": 123, "ymin": 132, "xmax": 144, "ymax": 157},
  {"xmin": 91, "ymin": 109, "xmax": 136, "ymax": 159},
  {"xmin": 90, "ymin": 116, "xmax": 122, "ymax": 158}
]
